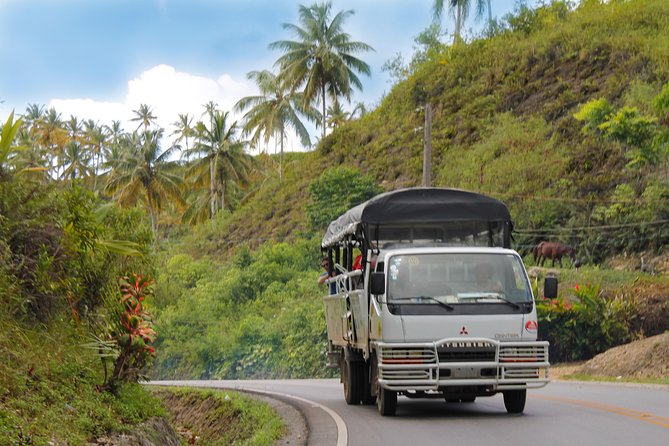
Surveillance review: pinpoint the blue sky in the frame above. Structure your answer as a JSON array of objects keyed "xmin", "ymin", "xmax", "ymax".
[{"xmin": 0, "ymin": 0, "xmax": 527, "ymax": 150}]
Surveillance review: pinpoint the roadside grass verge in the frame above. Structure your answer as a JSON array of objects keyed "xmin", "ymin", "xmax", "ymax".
[
  {"xmin": 558, "ymin": 373, "xmax": 669, "ymax": 386},
  {"xmin": 150, "ymin": 387, "xmax": 285, "ymax": 446},
  {"xmin": 0, "ymin": 316, "xmax": 166, "ymax": 445}
]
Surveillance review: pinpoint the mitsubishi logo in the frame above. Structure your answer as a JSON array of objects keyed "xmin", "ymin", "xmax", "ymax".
[{"xmin": 459, "ymin": 326, "xmax": 468, "ymax": 335}]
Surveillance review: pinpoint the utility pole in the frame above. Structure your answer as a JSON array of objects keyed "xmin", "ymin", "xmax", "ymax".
[{"xmin": 422, "ymin": 102, "xmax": 432, "ymax": 187}]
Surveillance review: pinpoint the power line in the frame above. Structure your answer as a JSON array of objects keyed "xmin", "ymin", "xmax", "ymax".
[{"xmin": 515, "ymin": 219, "xmax": 669, "ymax": 233}]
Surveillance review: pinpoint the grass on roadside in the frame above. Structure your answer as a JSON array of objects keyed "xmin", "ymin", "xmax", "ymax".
[
  {"xmin": 150, "ymin": 387, "xmax": 285, "ymax": 446},
  {"xmin": 0, "ymin": 316, "xmax": 166, "ymax": 446},
  {"xmin": 558, "ymin": 373, "xmax": 669, "ymax": 386}
]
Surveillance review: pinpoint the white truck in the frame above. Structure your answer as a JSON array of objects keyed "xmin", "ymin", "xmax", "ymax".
[{"xmin": 321, "ymin": 188, "xmax": 554, "ymax": 416}]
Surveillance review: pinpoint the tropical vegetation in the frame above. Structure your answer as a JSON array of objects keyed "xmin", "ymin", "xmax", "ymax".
[
  {"xmin": 2, "ymin": 0, "xmax": 669, "ymax": 442},
  {"xmin": 269, "ymin": 0, "xmax": 373, "ymax": 140}
]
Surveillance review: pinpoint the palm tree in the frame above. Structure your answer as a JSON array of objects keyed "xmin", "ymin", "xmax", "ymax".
[
  {"xmin": 23, "ymin": 104, "xmax": 45, "ymax": 129},
  {"xmin": 433, "ymin": 0, "xmax": 488, "ymax": 43},
  {"xmin": 105, "ymin": 129, "xmax": 184, "ymax": 236},
  {"xmin": 35, "ymin": 108, "xmax": 68, "ymax": 176},
  {"xmin": 106, "ymin": 120, "xmax": 124, "ymax": 146},
  {"xmin": 351, "ymin": 102, "xmax": 367, "ymax": 119},
  {"xmin": 101, "ymin": 121, "xmax": 125, "ymax": 179},
  {"xmin": 60, "ymin": 141, "xmax": 91, "ymax": 183},
  {"xmin": 269, "ymin": 1, "xmax": 373, "ymax": 140},
  {"xmin": 202, "ymin": 101, "xmax": 218, "ymax": 121},
  {"xmin": 65, "ymin": 115, "xmax": 82, "ymax": 143},
  {"xmin": 84, "ymin": 122, "xmax": 108, "ymax": 191},
  {"xmin": 130, "ymin": 104, "xmax": 158, "ymax": 131},
  {"xmin": 326, "ymin": 100, "xmax": 350, "ymax": 130},
  {"xmin": 212, "ymin": 129, "xmax": 251, "ymax": 215},
  {"xmin": 235, "ymin": 69, "xmax": 319, "ymax": 179},
  {"xmin": 171, "ymin": 113, "xmax": 194, "ymax": 156},
  {"xmin": 15, "ymin": 127, "xmax": 47, "ymax": 173},
  {"xmin": 184, "ymin": 109, "xmax": 251, "ymax": 218},
  {"xmin": 101, "ymin": 140, "xmax": 127, "ymax": 177}
]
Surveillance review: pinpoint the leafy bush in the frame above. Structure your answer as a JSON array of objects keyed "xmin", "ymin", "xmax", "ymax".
[
  {"xmin": 306, "ymin": 167, "xmax": 382, "ymax": 231},
  {"xmin": 107, "ymin": 275, "xmax": 157, "ymax": 390},
  {"xmin": 652, "ymin": 82, "xmax": 669, "ymax": 119},
  {"xmin": 152, "ymin": 239, "xmax": 333, "ymax": 380},
  {"xmin": 537, "ymin": 282, "xmax": 636, "ymax": 362},
  {"xmin": 573, "ymin": 98, "xmax": 614, "ymax": 134}
]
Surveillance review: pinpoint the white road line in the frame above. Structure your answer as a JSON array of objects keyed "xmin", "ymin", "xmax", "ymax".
[{"xmin": 240, "ymin": 387, "xmax": 348, "ymax": 446}]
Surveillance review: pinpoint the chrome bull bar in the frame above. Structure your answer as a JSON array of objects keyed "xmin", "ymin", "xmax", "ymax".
[{"xmin": 373, "ymin": 338, "xmax": 550, "ymax": 392}]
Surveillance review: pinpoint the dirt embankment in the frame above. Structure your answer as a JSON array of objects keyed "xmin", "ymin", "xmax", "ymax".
[
  {"xmin": 552, "ymin": 332, "xmax": 669, "ymax": 382},
  {"xmin": 89, "ymin": 417, "xmax": 181, "ymax": 446},
  {"xmin": 571, "ymin": 332, "xmax": 669, "ymax": 380}
]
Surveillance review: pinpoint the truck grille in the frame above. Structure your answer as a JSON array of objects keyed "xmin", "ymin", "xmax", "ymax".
[
  {"xmin": 499, "ymin": 345, "xmax": 548, "ymax": 363},
  {"xmin": 437, "ymin": 340, "xmax": 496, "ymax": 362},
  {"xmin": 375, "ymin": 340, "xmax": 550, "ymax": 391},
  {"xmin": 378, "ymin": 347, "xmax": 436, "ymax": 364}
]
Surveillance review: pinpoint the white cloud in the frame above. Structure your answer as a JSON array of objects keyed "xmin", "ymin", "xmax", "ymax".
[
  {"xmin": 49, "ymin": 98, "xmax": 130, "ymax": 128},
  {"xmin": 47, "ymin": 64, "xmax": 312, "ymax": 154}
]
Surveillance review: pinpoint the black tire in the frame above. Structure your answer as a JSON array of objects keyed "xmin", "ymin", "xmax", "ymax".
[
  {"xmin": 377, "ymin": 387, "xmax": 397, "ymax": 416},
  {"xmin": 445, "ymin": 397, "xmax": 459, "ymax": 403},
  {"xmin": 361, "ymin": 361, "xmax": 376, "ymax": 405},
  {"xmin": 503, "ymin": 389, "xmax": 526, "ymax": 414},
  {"xmin": 461, "ymin": 396, "xmax": 476, "ymax": 403},
  {"xmin": 342, "ymin": 358, "xmax": 363, "ymax": 405}
]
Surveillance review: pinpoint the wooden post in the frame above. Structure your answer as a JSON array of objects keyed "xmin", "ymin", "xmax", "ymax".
[{"xmin": 422, "ymin": 102, "xmax": 432, "ymax": 187}]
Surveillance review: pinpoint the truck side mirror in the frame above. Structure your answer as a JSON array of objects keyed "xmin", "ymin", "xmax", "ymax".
[
  {"xmin": 371, "ymin": 272, "xmax": 385, "ymax": 295},
  {"xmin": 543, "ymin": 277, "xmax": 558, "ymax": 299}
]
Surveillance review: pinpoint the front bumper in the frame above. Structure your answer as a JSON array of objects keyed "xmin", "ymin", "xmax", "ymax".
[{"xmin": 374, "ymin": 338, "xmax": 550, "ymax": 392}]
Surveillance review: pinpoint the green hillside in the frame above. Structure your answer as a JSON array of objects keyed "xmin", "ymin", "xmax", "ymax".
[
  {"xmin": 199, "ymin": 0, "xmax": 669, "ymax": 262},
  {"xmin": 153, "ymin": 0, "xmax": 669, "ymax": 380}
]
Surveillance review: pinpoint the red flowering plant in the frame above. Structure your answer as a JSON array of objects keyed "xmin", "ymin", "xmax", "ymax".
[
  {"xmin": 87, "ymin": 274, "xmax": 156, "ymax": 393},
  {"xmin": 536, "ymin": 280, "xmax": 634, "ymax": 362}
]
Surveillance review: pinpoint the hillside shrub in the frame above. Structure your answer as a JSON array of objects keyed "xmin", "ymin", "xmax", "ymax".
[
  {"xmin": 306, "ymin": 167, "xmax": 382, "ymax": 231},
  {"xmin": 537, "ymin": 282, "xmax": 636, "ymax": 362},
  {"xmin": 152, "ymin": 239, "xmax": 333, "ymax": 380}
]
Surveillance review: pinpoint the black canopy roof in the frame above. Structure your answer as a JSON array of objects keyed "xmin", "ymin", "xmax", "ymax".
[{"xmin": 322, "ymin": 188, "xmax": 512, "ymax": 247}]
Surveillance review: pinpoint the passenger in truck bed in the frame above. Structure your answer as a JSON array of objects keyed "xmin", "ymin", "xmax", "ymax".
[{"xmin": 319, "ymin": 257, "xmax": 337, "ymax": 294}]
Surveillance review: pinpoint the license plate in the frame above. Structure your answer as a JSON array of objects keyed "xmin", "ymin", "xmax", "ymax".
[{"xmin": 452, "ymin": 367, "xmax": 478, "ymax": 378}]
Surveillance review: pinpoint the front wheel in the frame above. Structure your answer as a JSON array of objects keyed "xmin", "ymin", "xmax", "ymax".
[
  {"xmin": 377, "ymin": 387, "xmax": 397, "ymax": 416},
  {"xmin": 503, "ymin": 389, "xmax": 526, "ymax": 414}
]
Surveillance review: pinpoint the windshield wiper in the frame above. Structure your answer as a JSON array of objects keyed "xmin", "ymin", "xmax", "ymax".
[
  {"xmin": 390, "ymin": 296, "xmax": 454, "ymax": 311},
  {"xmin": 479, "ymin": 294, "xmax": 521, "ymax": 310}
]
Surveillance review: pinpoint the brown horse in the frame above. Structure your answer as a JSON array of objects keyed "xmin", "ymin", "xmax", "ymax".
[{"xmin": 534, "ymin": 241, "xmax": 577, "ymax": 267}]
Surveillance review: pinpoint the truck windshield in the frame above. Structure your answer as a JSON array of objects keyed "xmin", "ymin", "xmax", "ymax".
[{"xmin": 386, "ymin": 253, "xmax": 532, "ymax": 306}]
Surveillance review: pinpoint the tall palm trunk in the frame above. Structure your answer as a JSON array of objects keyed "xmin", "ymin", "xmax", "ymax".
[
  {"xmin": 279, "ymin": 127, "xmax": 284, "ymax": 180},
  {"xmin": 321, "ymin": 81, "xmax": 327, "ymax": 140},
  {"xmin": 220, "ymin": 179, "xmax": 226, "ymax": 214},
  {"xmin": 147, "ymin": 192, "xmax": 157, "ymax": 239},
  {"xmin": 93, "ymin": 151, "xmax": 99, "ymax": 192},
  {"xmin": 454, "ymin": 4, "xmax": 463, "ymax": 43},
  {"xmin": 209, "ymin": 157, "xmax": 216, "ymax": 218},
  {"xmin": 487, "ymin": 0, "xmax": 492, "ymax": 32}
]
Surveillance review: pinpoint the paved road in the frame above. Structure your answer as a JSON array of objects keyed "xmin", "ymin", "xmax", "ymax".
[{"xmin": 152, "ymin": 379, "xmax": 669, "ymax": 446}]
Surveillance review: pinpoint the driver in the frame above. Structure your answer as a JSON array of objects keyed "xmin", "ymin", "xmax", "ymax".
[{"xmin": 474, "ymin": 263, "xmax": 503, "ymax": 294}]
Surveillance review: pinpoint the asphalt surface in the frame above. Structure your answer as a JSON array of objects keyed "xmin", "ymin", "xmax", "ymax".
[{"xmin": 151, "ymin": 379, "xmax": 669, "ymax": 446}]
